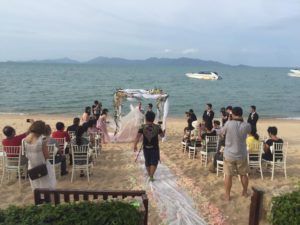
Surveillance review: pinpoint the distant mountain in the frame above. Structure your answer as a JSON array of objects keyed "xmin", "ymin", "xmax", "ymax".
[
  {"xmin": 8, "ymin": 57, "xmax": 80, "ymax": 64},
  {"xmin": 4, "ymin": 56, "xmax": 237, "ymax": 67},
  {"xmin": 86, "ymin": 56, "xmax": 231, "ymax": 67}
]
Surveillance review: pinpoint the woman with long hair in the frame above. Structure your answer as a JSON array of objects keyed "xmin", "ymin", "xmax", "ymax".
[
  {"xmin": 23, "ymin": 120, "xmax": 56, "ymax": 190},
  {"xmin": 96, "ymin": 108, "xmax": 110, "ymax": 144}
]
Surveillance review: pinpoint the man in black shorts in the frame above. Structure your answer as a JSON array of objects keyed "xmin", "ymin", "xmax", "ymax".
[{"xmin": 134, "ymin": 111, "xmax": 164, "ymax": 181}]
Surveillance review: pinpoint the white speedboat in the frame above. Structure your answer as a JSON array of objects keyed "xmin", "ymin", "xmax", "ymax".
[
  {"xmin": 288, "ymin": 69, "xmax": 300, "ymax": 77},
  {"xmin": 185, "ymin": 71, "xmax": 222, "ymax": 80}
]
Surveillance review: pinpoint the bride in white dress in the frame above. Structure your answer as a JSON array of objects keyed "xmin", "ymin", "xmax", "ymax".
[{"xmin": 114, "ymin": 104, "xmax": 145, "ymax": 143}]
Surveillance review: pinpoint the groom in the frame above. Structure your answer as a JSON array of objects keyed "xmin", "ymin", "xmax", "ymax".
[{"xmin": 134, "ymin": 111, "xmax": 164, "ymax": 181}]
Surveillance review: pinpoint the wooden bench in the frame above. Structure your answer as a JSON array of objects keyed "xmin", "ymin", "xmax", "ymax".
[{"xmin": 34, "ymin": 188, "xmax": 148, "ymax": 225}]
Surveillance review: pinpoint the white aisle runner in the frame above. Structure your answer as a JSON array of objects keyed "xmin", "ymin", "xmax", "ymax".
[{"xmin": 138, "ymin": 156, "xmax": 207, "ymax": 225}]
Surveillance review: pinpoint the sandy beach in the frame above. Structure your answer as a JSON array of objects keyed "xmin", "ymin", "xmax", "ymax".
[{"xmin": 0, "ymin": 114, "xmax": 299, "ymax": 225}]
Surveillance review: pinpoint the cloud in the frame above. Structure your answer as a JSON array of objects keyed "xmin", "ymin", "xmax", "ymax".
[
  {"xmin": 181, "ymin": 48, "xmax": 199, "ymax": 54},
  {"xmin": 162, "ymin": 49, "xmax": 172, "ymax": 53}
]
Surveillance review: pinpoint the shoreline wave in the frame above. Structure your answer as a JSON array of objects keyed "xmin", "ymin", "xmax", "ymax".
[{"xmin": 0, "ymin": 111, "xmax": 299, "ymax": 121}]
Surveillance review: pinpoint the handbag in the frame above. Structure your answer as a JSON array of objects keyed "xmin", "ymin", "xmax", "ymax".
[{"xmin": 28, "ymin": 163, "xmax": 48, "ymax": 180}]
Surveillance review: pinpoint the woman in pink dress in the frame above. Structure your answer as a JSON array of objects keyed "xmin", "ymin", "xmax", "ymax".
[{"xmin": 96, "ymin": 109, "xmax": 110, "ymax": 144}]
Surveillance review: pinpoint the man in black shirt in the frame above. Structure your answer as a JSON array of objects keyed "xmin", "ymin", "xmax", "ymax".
[
  {"xmin": 247, "ymin": 105, "xmax": 259, "ymax": 133},
  {"xmin": 202, "ymin": 103, "xmax": 214, "ymax": 125},
  {"xmin": 67, "ymin": 117, "xmax": 80, "ymax": 134},
  {"xmin": 263, "ymin": 126, "xmax": 283, "ymax": 161},
  {"xmin": 134, "ymin": 111, "xmax": 164, "ymax": 181}
]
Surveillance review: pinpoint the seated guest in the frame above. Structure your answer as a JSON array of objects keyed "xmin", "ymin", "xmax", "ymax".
[
  {"xmin": 210, "ymin": 144, "xmax": 225, "ymax": 173},
  {"xmin": 52, "ymin": 122, "xmax": 71, "ymax": 142},
  {"xmin": 213, "ymin": 120, "xmax": 221, "ymax": 132},
  {"xmin": 2, "ymin": 125, "xmax": 28, "ymax": 165},
  {"xmin": 246, "ymin": 130, "xmax": 260, "ymax": 153},
  {"xmin": 87, "ymin": 119, "xmax": 98, "ymax": 134},
  {"xmin": 71, "ymin": 126, "xmax": 92, "ymax": 177},
  {"xmin": 201, "ymin": 122, "xmax": 217, "ymax": 140},
  {"xmin": 52, "ymin": 122, "xmax": 71, "ymax": 158},
  {"xmin": 45, "ymin": 125, "xmax": 68, "ymax": 176},
  {"xmin": 263, "ymin": 126, "xmax": 283, "ymax": 161},
  {"xmin": 67, "ymin": 117, "xmax": 80, "ymax": 135},
  {"xmin": 189, "ymin": 120, "xmax": 201, "ymax": 147}
]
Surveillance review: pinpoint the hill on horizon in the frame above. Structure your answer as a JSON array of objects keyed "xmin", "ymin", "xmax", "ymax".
[{"xmin": 4, "ymin": 56, "xmax": 238, "ymax": 67}]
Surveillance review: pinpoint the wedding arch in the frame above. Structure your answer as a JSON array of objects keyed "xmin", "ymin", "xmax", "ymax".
[{"xmin": 113, "ymin": 88, "xmax": 169, "ymax": 135}]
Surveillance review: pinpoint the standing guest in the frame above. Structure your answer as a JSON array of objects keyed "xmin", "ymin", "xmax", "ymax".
[
  {"xmin": 220, "ymin": 107, "xmax": 228, "ymax": 126},
  {"xmin": 189, "ymin": 109, "xmax": 197, "ymax": 122},
  {"xmin": 67, "ymin": 117, "xmax": 80, "ymax": 134},
  {"xmin": 217, "ymin": 107, "xmax": 251, "ymax": 201},
  {"xmin": 45, "ymin": 125, "xmax": 68, "ymax": 176},
  {"xmin": 23, "ymin": 121, "xmax": 56, "ymax": 190},
  {"xmin": 81, "ymin": 106, "xmax": 91, "ymax": 124},
  {"xmin": 247, "ymin": 105, "xmax": 259, "ymax": 133},
  {"xmin": 226, "ymin": 106, "xmax": 233, "ymax": 121},
  {"xmin": 93, "ymin": 100, "xmax": 102, "ymax": 120},
  {"xmin": 97, "ymin": 108, "xmax": 110, "ymax": 144},
  {"xmin": 184, "ymin": 112, "xmax": 194, "ymax": 134},
  {"xmin": 133, "ymin": 111, "xmax": 164, "ymax": 181},
  {"xmin": 263, "ymin": 126, "xmax": 283, "ymax": 161},
  {"xmin": 147, "ymin": 103, "xmax": 153, "ymax": 112},
  {"xmin": 202, "ymin": 103, "xmax": 214, "ymax": 126}
]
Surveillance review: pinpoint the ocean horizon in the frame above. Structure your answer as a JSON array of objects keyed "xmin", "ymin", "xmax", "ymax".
[{"xmin": 0, "ymin": 62, "xmax": 299, "ymax": 119}]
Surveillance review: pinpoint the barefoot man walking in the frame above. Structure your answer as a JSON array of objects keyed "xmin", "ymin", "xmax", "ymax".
[
  {"xmin": 217, "ymin": 106, "xmax": 251, "ymax": 200},
  {"xmin": 134, "ymin": 111, "xmax": 164, "ymax": 181}
]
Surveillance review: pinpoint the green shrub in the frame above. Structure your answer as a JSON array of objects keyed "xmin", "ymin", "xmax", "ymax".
[
  {"xmin": 270, "ymin": 190, "xmax": 300, "ymax": 225},
  {"xmin": 0, "ymin": 201, "xmax": 143, "ymax": 225}
]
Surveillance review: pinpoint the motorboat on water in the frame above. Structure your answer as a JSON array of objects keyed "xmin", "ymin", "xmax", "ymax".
[
  {"xmin": 288, "ymin": 69, "xmax": 300, "ymax": 77},
  {"xmin": 185, "ymin": 71, "xmax": 222, "ymax": 80}
]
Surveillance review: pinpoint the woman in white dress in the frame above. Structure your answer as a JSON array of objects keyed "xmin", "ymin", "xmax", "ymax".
[{"xmin": 23, "ymin": 120, "xmax": 56, "ymax": 190}]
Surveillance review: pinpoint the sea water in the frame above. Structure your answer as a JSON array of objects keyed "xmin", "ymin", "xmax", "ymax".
[{"xmin": 0, "ymin": 63, "xmax": 299, "ymax": 118}]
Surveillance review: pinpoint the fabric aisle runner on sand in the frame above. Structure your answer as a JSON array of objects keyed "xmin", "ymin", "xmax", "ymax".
[{"xmin": 137, "ymin": 154, "xmax": 207, "ymax": 225}]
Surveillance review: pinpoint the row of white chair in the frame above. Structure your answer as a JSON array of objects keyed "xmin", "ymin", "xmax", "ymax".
[{"xmin": 0, "ymin": 133, "xmax": 103, "ymax": 186}]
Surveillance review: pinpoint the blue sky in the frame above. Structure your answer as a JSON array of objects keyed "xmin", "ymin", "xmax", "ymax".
[{"xmin": 0, "ymin": 0, "xmax": 299, "ymax": 66}]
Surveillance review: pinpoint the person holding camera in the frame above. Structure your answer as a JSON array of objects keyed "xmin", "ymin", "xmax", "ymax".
[{"xmin": 217, "ymin": 107, "xmax": 251, "ymax": 201}]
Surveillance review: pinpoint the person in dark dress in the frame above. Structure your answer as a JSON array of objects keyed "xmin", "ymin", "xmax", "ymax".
[
  {"xmin": 220, "ymin": 107, "xmax": 228, "ymax": 126},
  {"xmin": 133, "ymin": 111, "xmax": 164, "ymax": 182},
  {"xmin": 189, "ymin": 109, "xmax": 197, "ymax": 122},
  {"xmin": 247, "ymin": 105, "xmax": 259, "ymax": 133}
]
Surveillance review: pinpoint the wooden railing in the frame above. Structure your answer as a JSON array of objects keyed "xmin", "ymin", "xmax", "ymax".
[
  {"xmin": 34, "ymin": 188, "xmax": 148, "ymax": 225},
  {"xmin": 249, "ymin": 187, "xmax": 264, "ymax": 225}
]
